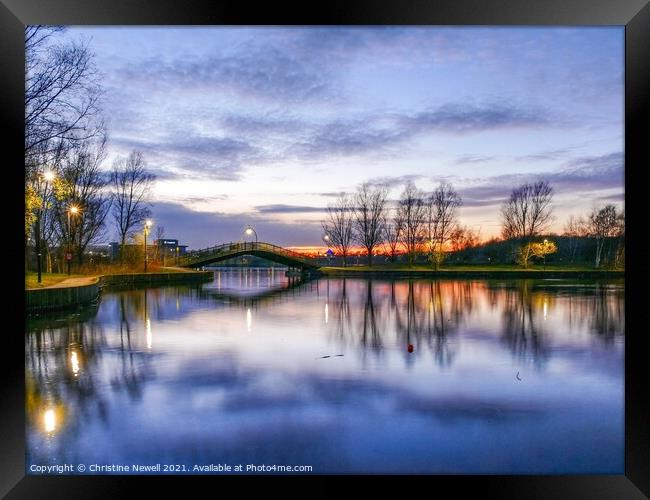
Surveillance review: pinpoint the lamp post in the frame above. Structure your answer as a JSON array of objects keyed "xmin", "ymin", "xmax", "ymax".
[
  {"xmin": 322, "ymin": 234, "xmax": 331, "ymax": 265},
  {"xmin": 244, "ymin": 225, "xmax": 258, "ymax": 243},
  {"xmin": 66, "ymin": 205, "xmax": 79, "ymax": 276},
  {"xmin": 543, "ymin": 239, "xmax": 548, "ymax": 270},
  {"xmin": 144, "ymin": 220, "xmax": 152, "ymax": 272}
]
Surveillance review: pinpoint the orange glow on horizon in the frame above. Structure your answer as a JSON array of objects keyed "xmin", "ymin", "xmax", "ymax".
[
  {"xmin": 287, "ymin": 243, "xmax": 408, "ymax": 257},
  {"xmin": 287, "ymin": 238, "xmax": 490, "ymax": 257}
]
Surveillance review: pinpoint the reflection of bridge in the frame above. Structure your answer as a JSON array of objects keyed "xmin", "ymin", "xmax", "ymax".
[
  {"xmin": 178, "ymin": 241, "xmax": 320, "ymax": 270},
  {"xmin": 198, "ymin": 275, "xmax": 314, "ymax": 307}
]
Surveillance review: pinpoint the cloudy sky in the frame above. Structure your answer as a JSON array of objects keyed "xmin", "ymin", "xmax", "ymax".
[{"xmin": 65, "ymin": 26, "xmax": 624, "ymax": 249}]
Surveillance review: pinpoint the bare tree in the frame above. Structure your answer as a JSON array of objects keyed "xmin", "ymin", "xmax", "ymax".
[
  {"xmin": 563, "ymin": 215, "xmax": 588, "ymax": 263},
  {"xmin": 154, "ymin": 225, "xmax": 165, "ymax": 263},
  {"xmin": 352, "ymin": 183, "xmax": 388, "ymax": 267},
  {"xmin": 25, "ymin": 26, "xmax": 103, "ymax": 168},
  {"xmin": 397, "ymin": 181, "xmax": 427, "ymax": 265},
  {"xmin": 383, "ymin": 206, "xmax": 404, "ymax": 263},
  {"xmin": 614, "ymin": 210, "xmax": 625, "ymax": 269},
  {"xmin": 25, "ymin": 26, "xmax": 103, "ymax": 277},
  {"xmin": 450, "ymin": 225, "xmax": 480, "ymax": 253},
  {"xmin": 110, "ymin": 151, "xmax": 155, "ymax": 261},
  {"xmin": 588, "ymin": 204, "xmax": 621, "ymax": 268},
  {"xmin": 500, "ymin": 180, "xmax": 554, "ymax": 268},
  {"xmin": 322, "ymin": 193, "xmax": 354, "ymax": 267},
  {"xmin": 54, "ymin": 134, "xmax": 112, "ymax": 265},
  {"xmin": 427, "ymin": 182, "xmax": 462, "ymax": 269}
]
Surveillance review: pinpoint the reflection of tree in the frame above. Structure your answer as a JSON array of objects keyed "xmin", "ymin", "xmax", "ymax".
[
  {"xmin": 589, "ymin": 283, "xmax": 624, "ymax": 342},
  {"xmin": 423, "ymin": 282, "xmax": 457, "ymax": 367},
  {"xmin": 359, "ymin": 280, "xmax": 382, "ymax": 351},
  {"xmin": 25, "ymin": 289, "xmax": 156, "ymax": 457},
  {"xmin": 563, "ymin": 281, "xmax": 624, "ymax": 344},
  {"xmin": 400, "ymin": 281, "xmax": 461, "ymax": 367},
  {"xmin": 500, "ymin": 280, "xmax": 548, "ymax": 367},
  {"xmin": 331, "ymin": 279, "xmax": 352, "ymax": 343},
  {"xmin": 113, "ymin": 293, "xmax": 150, "ymax": 400}
]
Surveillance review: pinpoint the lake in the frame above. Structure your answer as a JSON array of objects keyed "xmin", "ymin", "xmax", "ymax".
[{"xmin": 25, "ymin": 269, "xmax": 624, "ymax": 474}]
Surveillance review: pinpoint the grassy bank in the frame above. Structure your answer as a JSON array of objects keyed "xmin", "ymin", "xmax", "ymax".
[
  {"xmin": 25, "ymin": 266, "xmax": 192, "ymax": 290},
  {"xmin": 25, "ymin": 272, "xmax": 86, "ymax": 289},
  {"xmin": 319, "ymin": 263, "xmax": 624, "ymax": 277},
  {"xmin": 322, "ymin": 263, "xmax": 618, "ymax": 272}
]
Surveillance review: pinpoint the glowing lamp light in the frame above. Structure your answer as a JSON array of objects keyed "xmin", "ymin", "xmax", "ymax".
[
  {"xmin": 43, "ymin": 171, "xmax": 55, "ymax": 182},
  {"xmin": 44, "ymin": 409, "xmax": 56, "ymax": 433},
  {"xmin": 69, "ymin": 205, "xmax": 79, "ymax": 215},
  {"xmin": 245, "ymin": 228, "xmax": 253, "ymax": 236},
  {"xmin": 146, "ymin": 318, "xmax": 152, "ymax": 349},
  {"xmin": 145, "ymin": 219, "xmax": 153, "ymax": 228},
  {"xmin": 70, "ymin": 350, "xmax": 80, "ymax": 376}
]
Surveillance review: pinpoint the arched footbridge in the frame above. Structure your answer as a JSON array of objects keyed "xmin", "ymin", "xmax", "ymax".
[{"xmin": 177, "ymin": 241, "xmax": 320, "ymax": 270}]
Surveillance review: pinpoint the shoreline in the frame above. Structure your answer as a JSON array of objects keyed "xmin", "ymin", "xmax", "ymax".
[
  {"xmin": 317, "ymin": 267, "xmax": 624, "ymax": 279},
  {"xmin": 25, "ymin": 269, "xmax": 214, "ymax": 313}
]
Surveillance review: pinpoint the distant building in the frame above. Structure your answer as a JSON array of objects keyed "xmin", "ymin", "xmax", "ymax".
[
  {"xmin": 109, "ymin": 239, "xmax": 188, "ymax": 263},
  {"xmin": 154, "ymin": 239, "xmax": 188, "ymax": 255}
]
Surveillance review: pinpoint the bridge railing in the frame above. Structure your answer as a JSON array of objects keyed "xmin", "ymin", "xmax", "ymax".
[{"xmin": 177, "ymin": 241, "xmax": 319, "ymax": 267}]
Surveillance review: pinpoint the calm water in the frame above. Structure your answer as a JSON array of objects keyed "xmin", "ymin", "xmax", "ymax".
[{"xmin": 26, "ymin": 269, "xmax": 624, "ymax": 474}]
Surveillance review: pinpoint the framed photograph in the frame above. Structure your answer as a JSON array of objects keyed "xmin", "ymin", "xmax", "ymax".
[{"xmin": 4, "ymin": 0, "xmax": 648, "ymax": 497}]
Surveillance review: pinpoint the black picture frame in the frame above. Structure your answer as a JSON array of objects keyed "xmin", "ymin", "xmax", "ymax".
[{"xmin": 2, "ymin": 0, "xmax": 648, "ymax": 497}]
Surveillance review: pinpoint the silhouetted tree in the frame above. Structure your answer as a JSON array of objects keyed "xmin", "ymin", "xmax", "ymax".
[
  {"xmin": 383, "ymin": 207, "xmax": 404, "ymax": 262},
  {"xmin": 426, "ymin": 182, "xmax": 462, "ymax": 269},
  {"xmin": 500, "ymin": 180, "xmax": 554, "ymax": 268},
  {"xmin": 588, "ymin": 204, "xmax": 622, "ymax": 268},
  {"xmin": 55, "ymin": 133, "xmax": 112, "ymax": 265},
  {"xmin": 397, "ymin": 182, "xmax": 427, "ymax": 265},
  {"xmin": 353, "ymin": 183, "xmax": 388, "ymax": 267},
  {"xmin": 110, "ymin": 151, "xmax": 155, "ymax": 261},
  {"xmin": 322, "ymin": 193, "xmax": 354, "ymax": 267}
]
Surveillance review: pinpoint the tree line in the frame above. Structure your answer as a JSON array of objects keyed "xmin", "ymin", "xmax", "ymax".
[
  {"xmin": 25, "ymin": 26, "xmax": 156, "ymax": 274},
  {"xmin": 322, "ymin": 180, "xmax": 468, "ymax": 269},
  {"xmin": 322, "ymin": 178, "xmax": 624, "ymax": 269}
]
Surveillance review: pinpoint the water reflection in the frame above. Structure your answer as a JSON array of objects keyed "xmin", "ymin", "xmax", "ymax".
[{"xmin": 25, "ymin": 272, "xmax": 624, "ymax": 473}]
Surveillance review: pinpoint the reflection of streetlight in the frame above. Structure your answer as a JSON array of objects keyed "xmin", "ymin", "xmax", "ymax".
[
  {"xmin": 70, "ymin": 350, "xmax": 80, "ymax": 376},
  {"xmin": 144, "ymin": 219, "xmax": 152, "ymax": 272},
  {"xmin": 146, "ymin": 318, "xmax": 152, "ymax": 349},
  {"xmin": 243, "ymin": 225, "xmax": 258, "ymax": 243},
  {"xmin": 66, "ymin": 205, "xmax": 80, "ymax": 275},
  {"xmin": 246, "ymin": 308, "xmax": 252, "ymax": 332},
  {"xmin": 44, "ymin": 408, "xmax": 56, "ymax": 433}
]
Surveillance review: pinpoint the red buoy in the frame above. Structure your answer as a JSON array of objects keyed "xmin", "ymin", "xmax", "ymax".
[{"xmin": 407, "ymin": 344, "xmax": 414, "ymax": 353}]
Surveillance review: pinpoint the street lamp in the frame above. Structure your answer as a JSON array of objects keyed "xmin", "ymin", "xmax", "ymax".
[
  {"xmin": 543, "ymin": 239, "xmax": 548, "ymax": 271},
  {"xmin": 144, "ymin": 219, "xmax": 153, "ymax": 272},
  {"xmin": 322, "ymin": 234, "xmax": 332, "ymax": 265},
  {"xmin": 66, "ymin": 205, "xmax": 80, "ymax": 276},
  {"xmin": 243, "ymin": 225, "xmax": 258, "ymax": 243}
]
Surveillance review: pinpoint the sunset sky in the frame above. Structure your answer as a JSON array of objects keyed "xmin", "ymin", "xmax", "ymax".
[{"xmin": 64, "ymin": 26, "xmax": 624, "ymax": 249}]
